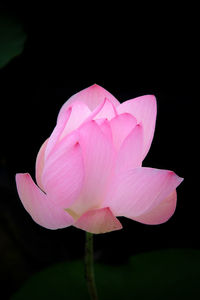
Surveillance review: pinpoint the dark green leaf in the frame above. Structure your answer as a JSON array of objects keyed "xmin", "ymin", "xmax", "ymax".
[
  {"xmin": 11, "ymin": 249, "xmax": 200, "ymax": 300},
  {"xmin": 0, "ymin": 13, "xmax": 26, "ymax": 68}
]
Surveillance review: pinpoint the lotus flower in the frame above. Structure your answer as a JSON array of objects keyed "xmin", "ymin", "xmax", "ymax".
[{"xmin": 15, "ymin": 84, "xmax": 183, "ymax": 233}]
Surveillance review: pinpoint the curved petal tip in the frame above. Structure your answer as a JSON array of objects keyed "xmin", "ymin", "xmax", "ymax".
[{"xmin": 15, "ymin": 173, "xmax": 74, "ymax": 229}]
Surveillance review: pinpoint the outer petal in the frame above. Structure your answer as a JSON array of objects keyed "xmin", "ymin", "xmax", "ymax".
[
  {"xmin": 45, "ymin": 106, "xmax": 72, "ymax": 160},
  {"xmin": 133, "ymin": 190, "xmax": 177, "ymax": 225},
  {"xmin": 42, "ymin": 131, "xmax": 84, "ymax": 208},
  {"xmin": 68, "ymin": 120, "xmax": 114, "ymax": 216},
  {"xmin": 117, "ymin": 95, "xmax": 157, "ymax": 159},
  {"xmin": 35, "ymin": 138, "xmax": 49, "ymax": 191},
  {"xmin": 103, "ymin": 167, "xmax": 183, "ymax": 218},
  {"xmin": 57, "ymin": 84, "xmax": 120, "ymax": 115},
  {"xmin": 109, "ymin": 113, "xmax": 137, "ymax": 151},
  {"xmin": 115, "ymin": 124, "xmax": 143, "ymax": 174},
  {"xmin": 59, "ymin": 101, "xmax": 91, "ymax": 140},
  {"xmin": 45, "ymin": 101, "xmax": 92, "ymax": 160},
  {"xmin": 15, "ymin": 173, "xmax": 74, "ymax": 229},
  {"xmin": 74, "ymin": 207, "xmax": 122, "ymax": 234}
]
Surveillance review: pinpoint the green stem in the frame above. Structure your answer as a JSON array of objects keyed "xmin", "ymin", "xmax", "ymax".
[{"xmin": 85, "ymin": 232, "xmax": 98, "ymax": 300}]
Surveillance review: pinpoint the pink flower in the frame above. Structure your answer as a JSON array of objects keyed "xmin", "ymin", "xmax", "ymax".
[{"xmin": 15, "ymin": 84, "xmax": 183, "ymax": 234}]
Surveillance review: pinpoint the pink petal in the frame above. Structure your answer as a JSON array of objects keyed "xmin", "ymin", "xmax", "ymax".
[
  {"xmin": 74, "ymin": 207, "xmax": 122, "ymax": 234},
  {"xmin": 115, "ymin": 124, "xmax": 143, "ymax": 174},
  {"xmin": 68, "ymin": 120, "xmax": 114, "ymax": 216},
  {"xmin": 58, "ymin": 95, "xmax": 105, "ymax": 127},
  {"xmin": 98, "ymin": 119, "xmax": 113, "ymax": 141},
  {"xmin": 109, "ymin": 113, "xmax": 137, "ymax": 151},
  {"xmin": 93, "ymin": 98, "xmax": 117, "ymax": 120},
  {"xmin": 133, "ymin": 190, "xmax": 177, "ymax": 225},
  {"xmin": 45, "ymin": 106, "xmax": 72, "ymax": 160},
  {"xmin": 59, "ymin": 101, "xmax": 92, "ymax": 140},
  {"xmin": 117, "ymin": 95, "xmax": 157, "ymax": 159},
  {"xmin": 35, "ymin": 138, "xmax": 49, "ymax": 191},
  {"xmin": 57, "ymin": 84, "xmax": 120, "ymax": 116},
  {"xmin": 103, "ymin": 167, "xmax": 183, "ymax": 218},
  {"xmin": 42, "ymin": 131, "xmax": 84, "ymax": 208},
  {"xmin": 15, "ymin": 173, "xmax": 74, "ymax": 229}
]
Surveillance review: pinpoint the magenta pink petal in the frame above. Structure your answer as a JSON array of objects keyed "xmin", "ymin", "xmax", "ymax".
[
  {"xmin": 98, "ymin": 119, "xmax": 113, "ymax": 141},
  {"xmin": 57, "ymin": 84, "xmax": 120, "ymax": 116},
  {"xmin": 82, "ymin": 97, "xmax": 116, "ymax": 124},
  {"xmin": 42, "ymin": 131, "xmax": 84, "ymax": 208},
  {"xmin": 15, "ymin": 173, "xmax": 74, "ymax": 229},
  {"xmin": 133, "ymin": 190, "xmax": 177, "ymax": 225},
  {"xmin": 59, "ymin": 101, "xmax": 92, "ymax": 140},
  {"xmin": 45, "ymin": 106, "xmax": 72, "ymax": 160},
  {"xmin": 103, "ymin": 167, "xmax": 183, "ymax": 219},
  {"xmin": 115, "ymin": 124, "xmax": 143, "ymax": 174},
  {"xmin": 109, "ymin": 113, "xmax": 137, "ymax": 151},
  {"xmin": 69, "ymin": 120, "xmax": 115, "ymax": 216},
  {"xmin": 93, "ymin": 98, "xmax": 117, "ymax": 120},
  {"xmin": 117, "ymin": 95, "xmax": 157, "ymax": 159},
  {"xmin": 74, "ymin": 207, "xmax": 122, "ymax": 234},
  {"xmin": 82, "ymin": 98, "xmax": 107, "ymax": 123},
  {"xmin": 35, "ymin": 138, "xmax": 49, "ymax": 191}
]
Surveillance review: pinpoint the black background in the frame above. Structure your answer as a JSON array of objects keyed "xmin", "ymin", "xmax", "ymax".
[{"xmin": 0, "ymin": 3, "xmax": 197, "ymax": 300}]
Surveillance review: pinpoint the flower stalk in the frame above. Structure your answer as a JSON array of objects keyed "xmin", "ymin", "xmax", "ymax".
[{"xmin": 85, "ymin": 232, "xmax": 98, "ymax": 300}]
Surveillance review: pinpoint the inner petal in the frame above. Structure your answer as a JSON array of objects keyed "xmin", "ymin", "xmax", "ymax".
[{"xmin": 93, "ymin": 98, "xmax": 117, "ymax": 120}]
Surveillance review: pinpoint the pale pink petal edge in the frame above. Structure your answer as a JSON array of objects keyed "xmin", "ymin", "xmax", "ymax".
[{"xmin": 132, "ymin": 190, "xmax": 177, "ymax": 225}]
